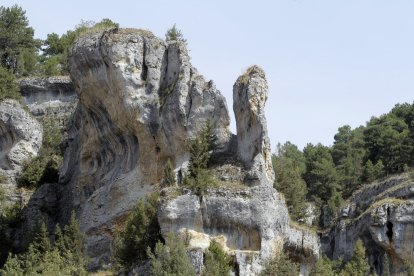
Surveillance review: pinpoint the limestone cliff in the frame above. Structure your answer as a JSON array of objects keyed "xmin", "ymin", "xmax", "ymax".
[
  {"xmin": 0, "ymin": 100, "xmax": 42, "ymax": 204},
  {"xmin": 322, "ymin": 173, "xmax": 414, "ymax": 275},
  {"xmin": 63, "ymin": 28, "xmax": 318, "ymax": 273},
  {"xmin": 19, "ymin": 76, "xmax": 77, "ymax": 128},
  {"xmin": 64, "ymin": 28, "xmax": 231, "ymax": 267}
]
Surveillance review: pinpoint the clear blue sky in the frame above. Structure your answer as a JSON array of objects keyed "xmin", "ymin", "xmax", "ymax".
[{"xmin": 4, "ymin": 0, "xmax": 414, "ymax": 150}]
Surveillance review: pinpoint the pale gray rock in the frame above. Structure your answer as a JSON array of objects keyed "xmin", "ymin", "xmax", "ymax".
[
  {"xmin": 159, "ymin": 186, "xmax": 289, "ymax": 275},
  {"xmin": 64, "ymin": 28, "xmax": 231, "ymax": 267},
  {"xmin": 233, "ymin": 66, "xmax": 274, "ymax": 186},
  {"xmin": 0, "ymin": 99, "xmax": 42, "ymax": 203},
  {"xmin": 19, "ymin": 76, "xmax": 78, "ymax": 131},
  {"xmin": 323, "ymin": 174, "xmax": 414, "ymax": 275}
]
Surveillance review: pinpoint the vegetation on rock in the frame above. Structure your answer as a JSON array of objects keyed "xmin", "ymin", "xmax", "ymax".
[
  {"xmin": 147, "ymin": 232, "xmax": 195, "ymax": 276},
  {"xmin": 260, "ymin": 250, "xmax": 299, "ymax": 276},
  {"xmin": 114, "ymin": 193, "xmax": 162, "ymax": 268},
  {"xmin": 203, "ymin": 240, "xmax": 231, "ymax": 276},
  {"xmin": 18, "ymin": 116, "xmax": 63, "ymax": 188},
  {"xmin": 0, "ymin": 212, "xmax": 87, "ymax": 275},
  {"xmin": 184, "ymin": 121, "xmax": 218, "ymax": 195}
]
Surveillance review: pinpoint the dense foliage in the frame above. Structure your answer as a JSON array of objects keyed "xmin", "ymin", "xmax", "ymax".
[
  {"xmin": 147, "ymin": 232, "xmax": 195, "ymax": 276},
  {"xmin": 114, "ymin": 193, "xmax": 162, "ymax": 268},
  {"xmin": 260, "ymin": 251, "xmax": 299, "ymax": 276},
  {"xmin": 0, "ymin": 67, "xmax": 21, "ymax": 101},
  {"xmin": 0, "ymin": 212, "xmax": 87, "ymax": 275},
  {"xmin": 165, "ymin": 24, "xmax": 187, "ymax": 45},
  {"xmin": 18, "ymin": 116, "xmax": 63, "ymax": 188},
  {"xmin": 184, "ymin": 121, "xmax": 218, "ymax": 195},
  {"xmin": 273, "ymin": 102, "xmax": 414, "ymax": 228},
  {"xmin": 0, "ymin": 187, "xmax": 23, "ymax": 266},
  {"xmin": 203, "ymin": 240, "xmax": 231, "ymax": 276}
]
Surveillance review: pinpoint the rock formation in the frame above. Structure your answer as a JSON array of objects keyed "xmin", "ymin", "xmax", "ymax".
[
  {"xmin": 62, "ymin": 28, "xmax": 318, "ymax": 272},
  {"xmin": 0, "ymin": 99, "xmax": 42, "ymax": 203},
  {"xmin": 19, "ymin": 76, "xmax": 77, "ymax": 128},
  {"xmin": 64, "ymin": 28, "xmax": 230, "ymax": 267},
  {"xmin": 233, "ymin": 66, "xmax": 274, "ymax": 186},
  {"xmin": 322, "ymin": 174, "xmax": 414, "ymax": 274}
]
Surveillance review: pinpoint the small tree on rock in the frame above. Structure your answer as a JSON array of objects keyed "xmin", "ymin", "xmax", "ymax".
[{"xmin": 165, "ymin": 24, "xmax": 187, "ymax": 45}]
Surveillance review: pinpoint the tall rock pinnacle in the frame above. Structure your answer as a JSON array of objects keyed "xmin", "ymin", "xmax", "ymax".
[{"xmin": 233, "ymin": 65, "xmax": 274, "ymax": 185}]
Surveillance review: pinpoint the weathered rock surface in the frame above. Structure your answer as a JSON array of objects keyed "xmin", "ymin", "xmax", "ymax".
[
  {"xmin": 158, "ymin": 67, "xmax": 319, "ymax": 275},
  {"xmin": 233, "ymin": 66, "xmax": 274, "ymax": 186},
  {"xmin": 19, "ymin": 76, "xmax": 78, "ymax": 128},
  {"xmin": 0, "ymin": 99, "xmax": 42, "ymax": 203},
  {"xmin": 322, "ymin": 174, "xmax": 414, "ymax": 275},
  {"xmin": 64, "ymin": 28, "xmax": 230, "ymax": 267}
]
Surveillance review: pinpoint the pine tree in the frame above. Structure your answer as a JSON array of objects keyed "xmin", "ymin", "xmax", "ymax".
[
  {"xmin": 341, "ymin": 239, "xmax": 370, "ymax": 276},
  {"xmin": 203, "ymin": 240, "xmax": 231, "ymax": 276},
  {"xmin": 32, "ymin": 222, "xmax": 52, "ymax": 254},
  {"xmin": 163, "ymin": 159, "xmax": 176, "ymax": 187},
  {"xmin": 363, "ymin": 160, "xmax": 375, "ymax": 183},
  {"xmin": 114, "ymin": 193, "xmax": 161, "ymax": 267},
  {"xmin": 165, "ymin": 24, "xmax": 187, "ymax": 45},
  {"xmin": 260, "ymin": 251, "xmax": 299, "ymax": 276},
  {"xmin": 147, "ymin": 232, "xmax": 195, "ymax": 276},
  {"xmin": 310, "ymin": 255, "xmax": 336, "ymax": 276}
]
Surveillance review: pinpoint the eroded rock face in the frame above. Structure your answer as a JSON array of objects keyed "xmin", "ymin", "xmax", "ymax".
[
  {"xmin": 322, "ymin": 174, "xmax": 414, "ymax": 275},
  {"xmin": 158, "ymin": 67, "xmax": 319, "ymax": 275},
  {"xmin": 233, "ymin": 66, "xmax": 274, "ymax": 186},
  {"xmin": 159, "ymin": 186, "xmax": 289, "ymax": 275},
  {"xmin": 19, "ymin": 76, "xmax": 77, "ymax": 128},
  {"xmin": 64, "ymin": 28, "xmax": 230, "ymax": 266},
  {"xmin": 0, "ymin": 100, "xmax": 42, "ymax": 203}
]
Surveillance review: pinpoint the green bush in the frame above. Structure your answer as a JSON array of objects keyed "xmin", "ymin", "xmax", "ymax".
[
  {"xmin": 260, "ymin": 250, "xmax": 299, "ymax": 276},
  {"xmin": 162, "ymin": 159, "xmax": 176, "ymax": 188},
  {"xmin": 203, "ymin": 240, "xmax": 231, "ymax": 276},
  {"xmin": 18, "ymin": 117, "xmax": 63, "ymax": 188},
  {"xmin": 0, "ymin": 213, "xmax": 87, "ymax": 275},
  {"xmin": 114, "ymin": 192, "xmax": 162, "ymax": 268},
  {"xmin": 0, "ymin": 67, "xmax": 21, "ymax": 101},
  {"xmin": 184, "ymin": 121, "xmax": 218, "ymax": 195},
  {"xmin": 147, "ymin": 232, "xmax": 195, "ymax": 276}
]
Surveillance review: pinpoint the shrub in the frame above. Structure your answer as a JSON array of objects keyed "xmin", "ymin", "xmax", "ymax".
[
  {"xmin": 0, "ymin": 214, "xmax": 87, "ymax": 275},
  {"xmin": 18, "ymin": 117, "xmax": 63, "ymax": 188},
  {"xmin": 165, "ymin": 24, "xmax": 187, "ymax": 45},
  {"xmin": 203, "ymin": 240, "xmax": 231, "ymax": 276},
  {"xmin": 184, "ymin": 121, "xmax": 218, "ymax": 195},
  {"xmin": 0, "ymin": 67, "xmax": 21, "ymax": 101},
  {"xmin": 114, "ymin": 192, "xmax": 162, "ymax": 268},
  {"xmin": 260, "ymin": 250, "xmax": 299, "ymax": 276},
  {"xmin": 147, "ymin": 232, "xmax": 195, "ymax": 276},
  {"xmin": 162, "ymin": 159, "xmax": 176, "ymax": 188}
]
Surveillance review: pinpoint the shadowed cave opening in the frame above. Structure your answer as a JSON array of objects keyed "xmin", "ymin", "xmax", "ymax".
[{"xmin": 386, "ymin": 221, "xmax": 393, "ymax": 242}]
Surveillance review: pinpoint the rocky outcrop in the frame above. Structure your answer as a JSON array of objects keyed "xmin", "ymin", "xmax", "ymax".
[
  {"xmin": 233, "ymin": 66, "xmax": 274, "ymax": 186},
  {"xmin": 159, "ymin": 186, "xmax": 289, "ymax": 275},
  {"xmin": 158, "ymin": 67, "xmax": 319, "ymax": 275},
  {"xmin": 0, "ymin": 100, "xmax": 42, "ymax": 203},
  {"xmin": 64, "ymin": 28, "xmax": 230, "ymax": 266},
  {"xmin": 322, "ymin": 174, "xmax": 414, "ymax": 275},
  {"xmin": 19, "ymin": 76, "xmax": 77, "ymax": 128}
]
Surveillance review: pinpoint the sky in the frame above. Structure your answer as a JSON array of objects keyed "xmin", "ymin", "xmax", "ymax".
[{"xmin": 3, "ymin": 0, "xmax": 414, "ymax": 150}]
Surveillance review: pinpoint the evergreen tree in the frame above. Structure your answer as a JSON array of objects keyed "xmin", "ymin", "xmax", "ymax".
[
  {"xmin": 165, "ymin": 24, "xmax": 187, "ymax": 45},
  {"xmin": 310, "ymin": 255, "xmax": 336, "ymax": 276},
  {"xmin": 147, "ymin": 232, "xmax": 195, "ymax": 276},
  {"xmin": 0, "ymin": 67, "xmax": 21, "ymax": 101},
  {"xmin": 203, "ymin": 240, "xmax": 231, "ymax": 276},
  {"xmin": 0, "ymin": 5, "xmax": 39, "ymax": 75},
  {"xmin": 114, "ymin": 193, "xmax": 161, "ymax": 268},
  {"xmin": 32, "ymin": 222, "xmax": 52, "ymax": 254},
  {"xmin": 163, "ymin": 159, "xmax": 176, "ymax": 187},
  {"xmin": 260, "ymin": 251, "xmax": 299, "ymax": 276},
  {"xmin": 341, "ymin": 239, "xmax": 370, "ymax": 276},
  {"xmin": 272, "ymin": 142, "xmax": 308, "ymax": 221}
]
